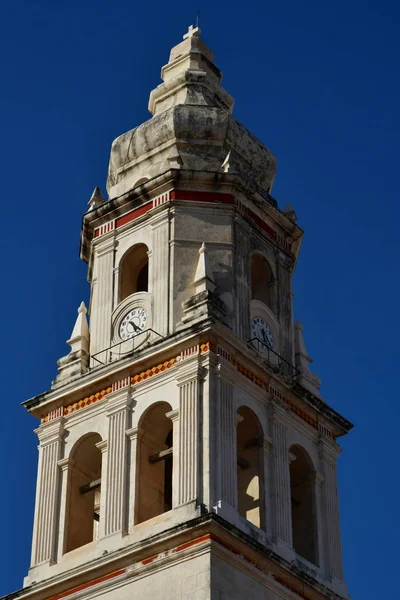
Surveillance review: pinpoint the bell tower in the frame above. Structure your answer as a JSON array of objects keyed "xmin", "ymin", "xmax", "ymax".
[{"xmin": 8, "ymin": 26, "xmax": 352, "ymax": 600}]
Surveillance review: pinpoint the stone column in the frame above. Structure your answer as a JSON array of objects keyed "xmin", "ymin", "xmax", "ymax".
[
  {"xmin": 103, "ymin": 386, "xmax": 132, "ymax": 537},
  {"xmin": 175, "ymin": 357, "xmax": 204, "ymax": 506},
  {"xmin": 234, "ymin": 218, "xmax": 251, "ymax": 339},
  {"xmin": 96, "ymin": 440, "xmax": 108, "ymax": 539},
  {"xmin": 90, "ymin": 236, "xmax": 116, "ymax": 360},
  {"xmin": 319, "ymin": 436, "xmax": 344, "ymax": 582},
  {"xmin": 215, "ymin": 358, "xmax": 238, "ymax": 513},
  {"xmin": 276, "ymin": 252, "xmax": 294, "ymax": 365},
  {"xmin": 31, "ymin": 417, "xmax": 64, "ymax": 567},
  {"xmin": 151, "ymin": 211, "xmax": 170, "ymax": 337},
  {"xmin": 263, "ymin": 434, "xmax": 274, "ymax": 535},
  {"xmin": 166, "ymin": 409, "xmax": 180, "ymax": 509},
  {"xmin": 269, "ymin": 399, "xmax": 292, "ymax": 548},
  {"xmin": 56, "ymin": 457, "xmax": 74, "ymax": 560},
  {"xmin": 125, "ymin": 426, "xmax": 143, "ymax": 530}
]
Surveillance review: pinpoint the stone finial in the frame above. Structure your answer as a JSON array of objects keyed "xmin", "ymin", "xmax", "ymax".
[
  {"xmin": 148, "ymin": 26, "xmax": 234, "ymax": 116},
  {"xmin": 294, "ymin": 319, "xmax": 322, "ymax": 399},
  {"xmin": 88, "ymin": 186, "xmax": 106, "ymax": 211},
  {"xmin": 53, "ymin": 302, "xmax": 90, "ymax": 388},
  {"xmin": 68, "ymin": 302, "xmax": 89, "ymax": 354},
  {"xmin": 283, "ymin": 202, "xmax": 297, "ymax": 223},
  {"xmin": 194, "ymin": 243, "xmax": 216, "ymax": 294}
]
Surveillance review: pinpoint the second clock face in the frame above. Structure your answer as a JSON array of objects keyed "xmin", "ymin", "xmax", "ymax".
[
  {"xmin": 251, "ymin": 316, "xmax": 274, "ymax": 351},
  {"xmin": 119, "ymin": 307, "xmax": 148, "ymax": 340}
]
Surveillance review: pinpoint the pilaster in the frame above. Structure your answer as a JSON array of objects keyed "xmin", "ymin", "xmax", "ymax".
[
  {"xmin": 269, "ymin": 398, "xmax": 292, "ymax": 549},
  {"xmin": 262, "ymin": 434, "xmax": 274, "ymax": 536},
  {"xmin": 215, "ymin": 358, "xmax": 238, "ymax": 515},
  {"xmin": 175, "ymin": 356, "xmax": 205, "ymax": 506},
  {"xmin": 90, "ymin": 236, "xmax": 116, "ymax": 358},
  {"xmin": 166, "ymin": 409, "xmax": 180, "ymax": 509},
  {"xmin": 31, "ymin": 418, "xmax": 64, "ymax": 567},
  {"xmin": 56, "ymin": 457, "xmax": 74, "ymax": 560},
  {"xmin": 318, "ymin": 436, "xmax": 344, "ymax": 583},
  {"xmin": 151, "ymin": 210, "xmax": 170, "ymax": 336},
  {"xmin": 103, "ymin": 386, "xmax": 132, "ymax": 537},
  {"xmin": 234, "ymin": 217, "xmax": 251, "ymax": 339}
]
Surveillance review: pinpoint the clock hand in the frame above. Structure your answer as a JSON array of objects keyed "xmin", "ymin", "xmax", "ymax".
[
  {"xmin": 261, "ymin": 329, "xmax": 270, "ymax": 348},
  {"xmin": 128, "ymin": 320, "xmax": 142, "ymax": 333}
]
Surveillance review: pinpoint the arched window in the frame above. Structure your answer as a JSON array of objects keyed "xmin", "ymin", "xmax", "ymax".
[
  {"xmin": 236, "ymin": 406, "xmax": 265, "ymax": 529},
  {"xmin": 289, "ymin": 445, "xmax": 318, "ymax": 564},
  {"xmin": 119, "ymin": 244, "xmax": 149, "ymax": 302},
  {"xmin": 65, "ymin": 433, "xmax": 102, "ymax": 553},
  {"xmin": 136, "ymin": 402, "xmax": 173, "ymax": 524},
  {"xmin": 251, "ymin": 254, "xmax": 275, "ymax": 312}
]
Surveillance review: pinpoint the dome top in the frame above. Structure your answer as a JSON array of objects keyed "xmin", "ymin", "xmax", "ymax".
[{"xmin": 107, "ymin": 27, "xmax": 276, "ymax": 201}]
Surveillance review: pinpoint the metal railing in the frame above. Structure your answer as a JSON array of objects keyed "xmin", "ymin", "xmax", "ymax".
[
  {"xmin": 90, "ymin": 328, "xmax": 164, "ymax": 368},
  {"xmin": 247, "ymin": 337, "xmax": 300, "ymax": 380}
]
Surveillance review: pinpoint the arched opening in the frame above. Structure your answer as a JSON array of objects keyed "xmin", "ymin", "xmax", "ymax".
[
  {"xmin": 66, "ymin": 433, "xmax": 102, "ymax": 553},
  {"xmin": 119, "ymin": 244, "xmax": 149, "ymax": 302},
  {"xmin": 251, "ymin": 254, "xmax": 275, "ymax": 312},
  {"xmin": 236, "ymin": 406, "xmax": 265, "ymax": 529},
  {"xmin": 289, "ymin": 445, "xmax": 318, "ymax": 564},
  {"xmin": 136, "ymin": 402, "xmax": 173, "ymax": 524}
]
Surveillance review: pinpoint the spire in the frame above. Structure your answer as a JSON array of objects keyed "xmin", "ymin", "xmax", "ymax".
[
  {"xmin": 294, "ymin": 320, "xmax": 322, "ymax": 399},
  {"xmin": 148, "ymin": 25, "xmax": 234, "ymax": 116},
  {"xmin": 53, "ymin": 302, "xmax": 90, "ymax": 387},
  {"xmin": 193, "ymin": 243, "xmax": 216, "ymax": 294},
  {"xmin": 283, "ymin": 202, "xmax": 297, "ymax": 223},
  {"xmin": 88, "ymin": 186, "xmax": 106, "ymax": 211},
  {"xmin": 68, "ymin": 301, "xmax": 89, "ymax": 354}
]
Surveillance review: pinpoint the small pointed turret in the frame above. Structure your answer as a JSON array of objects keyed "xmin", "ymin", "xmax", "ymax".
[
  {"xmin": 67, "ymin": 301, "xmax": 89, "ymax": 354},
  {"xmin": 53, "ymin": 302, "xmax": 90, "ymax": 387},
  {"xmin": 194, "ymin": 243, "xmax": 216, "ymax": 295},
  {"xmin": 283, "ymin": 202, "xmax": 297, "ymax": 223},
  {"xmin": 88, "ymin": 186, "xmax": 106, "ymax": 211},
  {"xmin": 294, "ymin": 319, "xmax": 322, "ymax": 399}
]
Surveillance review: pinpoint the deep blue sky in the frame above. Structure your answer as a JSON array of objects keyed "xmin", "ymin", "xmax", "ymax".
[{"xmin": 1, "ymin": 0, "xmax": 398, "ymax": 596}]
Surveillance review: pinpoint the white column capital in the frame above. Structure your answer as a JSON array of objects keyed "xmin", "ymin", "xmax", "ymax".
[
  {"xmin": 217, "ymin": 356, "xmax": 238, "ymax": 385},
  {"xmin": 35, "ymin": 417, "xmax": 65, "ymax": 446},
  {"xmin": 96, "ymin": 235, "xmax": 116, "ymax": 257},
  {"xmin": 269, "ymin": 396, "xmax": 291, "ymax": 427},
  {"xmin": 125, "ymin": 426, "xmax": 144, "ymax": 441},
  {"xmin": 96, "ymin": 439, "xmax": 108, "ymax": 453},
  {"xmin": 175, "ymin": 356, "xmax": 206, "ymax": 384},
  {"xmin": 318, "ymin": 436, "xmax": 341, "ymax": 465},
  {"xmin": 166, "ymin": 408, "xmax": 179, "ymax": 423},
  {"xmin": 263, "ymin": 434, "xmax": 274, "ymax": 451},
  {"xmin": 57, "ymin": 457, "xmax": 75, "ymax": 471},
  {"xmin": 106, "ymin": 385, "xmax": 133, "ymax": 416},
  {"xmin": 313, "ymin": 471, "xmax": 325, "ymax": 487},
  {"xmin": 150, "ymin": 209, "xmax": 170, "ymax": 228}
]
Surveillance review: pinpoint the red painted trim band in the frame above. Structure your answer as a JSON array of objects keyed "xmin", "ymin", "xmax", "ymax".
[
  {"xmin": 170, "ymin": 190, "xmax": 235, "ymax": 204},
  {"xmin": 115, "ymin": 201, "xmax": 152, "ymax": 229},
  {"xmin": 49, "ymin": 568, "xmax": 125, "ymax": 600}
]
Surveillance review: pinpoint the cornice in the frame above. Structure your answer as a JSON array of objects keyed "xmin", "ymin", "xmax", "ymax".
[{"xmin": 8, "ymin": 513, "xmax": 348, "ymax": 600}]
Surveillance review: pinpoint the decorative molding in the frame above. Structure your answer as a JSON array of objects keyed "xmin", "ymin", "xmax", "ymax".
[
  {"xmin": 40, "ymin": 339, "xmax": 321, "ymax": 438},
  {"xmin": 270, "ymin": 385, "xmax": 318, "ymax": 432}
]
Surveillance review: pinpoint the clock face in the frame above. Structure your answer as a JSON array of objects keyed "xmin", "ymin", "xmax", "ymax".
[
  {"xmin": 119, "ymin": 307, "xmax": 148, "ymax": 341},
  {"xmin": 251, "ymin": 316, "xmax": 274, "ymax": 351}
]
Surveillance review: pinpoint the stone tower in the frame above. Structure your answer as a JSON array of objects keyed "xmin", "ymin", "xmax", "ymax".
[{"xmin": 7, "ymin": 26, "xmax": 353, "ymax": 600}]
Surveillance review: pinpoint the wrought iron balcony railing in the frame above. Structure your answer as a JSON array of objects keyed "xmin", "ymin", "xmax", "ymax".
[
  {"xmin": 247, "ymin": 337, "xmax": 300, "ymax": 381},
  {"xmin": 90, "ymin": 328, "xmax": 164, "ymax": 368}
]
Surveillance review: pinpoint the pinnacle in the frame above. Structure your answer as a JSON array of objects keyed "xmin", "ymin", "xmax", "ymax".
[{"xmin": 88, "ymin": 186, "xmax": 106, "ymax": 211}]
